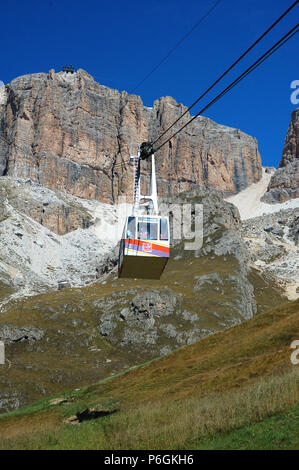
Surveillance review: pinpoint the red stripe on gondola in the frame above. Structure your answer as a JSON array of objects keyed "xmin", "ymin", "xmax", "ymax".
[{"xmin": 125, "ymin": 239, "xmax": 169, "ymax": 253}]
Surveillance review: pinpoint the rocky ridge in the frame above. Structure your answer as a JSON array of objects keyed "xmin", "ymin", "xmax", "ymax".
[{"xmin": 262, "ymin": 108, "xmax": 299, "ymax": 203}]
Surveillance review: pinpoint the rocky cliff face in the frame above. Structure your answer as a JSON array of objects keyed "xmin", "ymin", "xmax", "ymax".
[
  {"xmin": 241, "ymin": 208, "xmax": 299, "ymax": 301},
  {"xmin": 262, "ymin": 108, "xmax": 299, "ymax": 203},
  {"xmin": 0, "ymin": 69, "xmax": 262, "ymax": 207},
  {"xmin": 0, "ymin": 177, "xmax": 93, "ymax": 235}
]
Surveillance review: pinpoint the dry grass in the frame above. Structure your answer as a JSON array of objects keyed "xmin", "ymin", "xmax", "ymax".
[{"xmin": 100, "ymin": 367, "xmax": 299, "ymax": 449}]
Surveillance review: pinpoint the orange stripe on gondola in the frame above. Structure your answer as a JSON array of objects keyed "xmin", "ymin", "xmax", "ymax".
[{"xmin": 125, "ymin": 239, "xmax": 169, "ymax": 253}]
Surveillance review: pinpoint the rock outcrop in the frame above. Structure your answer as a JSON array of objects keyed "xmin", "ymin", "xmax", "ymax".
[
  {"xmin": 262, "ymin": 108, "xmax": 299, "ymax": 203},
  {"xmin": 0, "ymin": 69, "xmax": 262, "ymax": 203},
  {"xmin": 0, "ymin": 324, "xmax": 44, "ymax": 343},
  {"xmin": 0, "ymin": 176, "xmax": 93, "ymax": 235},
  {"xmin": 241, "ymin": 208, "xmax": 299, "ymax": 300}
]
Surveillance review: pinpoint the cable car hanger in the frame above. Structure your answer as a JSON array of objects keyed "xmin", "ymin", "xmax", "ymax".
[{"xmin": 118, "ymin": 143, "xmax": 170, "ymax": 280}]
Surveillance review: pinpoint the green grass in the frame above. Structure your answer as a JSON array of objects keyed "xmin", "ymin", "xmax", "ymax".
[{"xmin": 197, "ymin": 405, "xmax": 299, "ymax": 450}]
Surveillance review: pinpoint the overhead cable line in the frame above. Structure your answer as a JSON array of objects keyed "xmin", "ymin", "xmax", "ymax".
[
  {"xmin": 151, "ymin": 0, "xmax": 299, "ymax": 147},
  {"xmin": 112, "ymin": 21, "xmax": 298, "ymax": 170},
  {"xmin": 130, "ymin": 0, "xmax": 223, "ymax": 93},
  {"xmin": 153, "ymin": 23, "xmax": 299, "ymax": 154}
]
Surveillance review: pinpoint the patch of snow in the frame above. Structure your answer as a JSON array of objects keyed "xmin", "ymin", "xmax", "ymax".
[
  {"xmin": 0, "ymin": 85, "xmax": 7, "ymax": 105},
  {"xmin": 226, "ymin": 168, "xmax": 299, "ymax": 220}
]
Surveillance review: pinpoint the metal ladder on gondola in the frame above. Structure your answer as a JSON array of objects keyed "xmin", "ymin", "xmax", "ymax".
[
  {"xmin": 130, "ymin": 150, "xmax": 158, "ymax": 216},
  {"xmin": 130, "ymin": 152, "xmax": 141, "ymax": 213}
]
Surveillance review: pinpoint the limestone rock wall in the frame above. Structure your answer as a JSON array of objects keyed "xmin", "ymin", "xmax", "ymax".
[{"xmin": 0, "ymin": 69, "xmax": 262, "ymax": 203}]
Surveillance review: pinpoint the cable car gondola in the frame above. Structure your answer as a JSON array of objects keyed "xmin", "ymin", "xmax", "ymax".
[{"xmin": 118, "ymin": 143, "xmax": 169, "ymax": 280}]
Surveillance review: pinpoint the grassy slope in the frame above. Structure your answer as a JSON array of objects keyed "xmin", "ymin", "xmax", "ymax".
[
  {"xmin": 0, "ymin": 298, "xmax": 298, "ymax": 449},
  {"xmin": 197, "ymin": 405, "xmax": 299, "ymax": 450}
]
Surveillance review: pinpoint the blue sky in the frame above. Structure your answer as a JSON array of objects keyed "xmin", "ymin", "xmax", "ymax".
[{"xmin": 1, "ymin": 0, "xmax": 298, "ymax": 167}]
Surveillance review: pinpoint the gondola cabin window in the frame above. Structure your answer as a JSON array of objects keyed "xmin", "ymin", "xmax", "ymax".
[
  {"xmin": 126, "ymin": 216, "xmax": 136, "ymax": 239},
  {"xmin": 160, "ymin": 218, "xmax": 169, "ymax": 240},
  {"xmin": 137, "ymin": 217, "xmax": 158, "ymax": 241}
]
